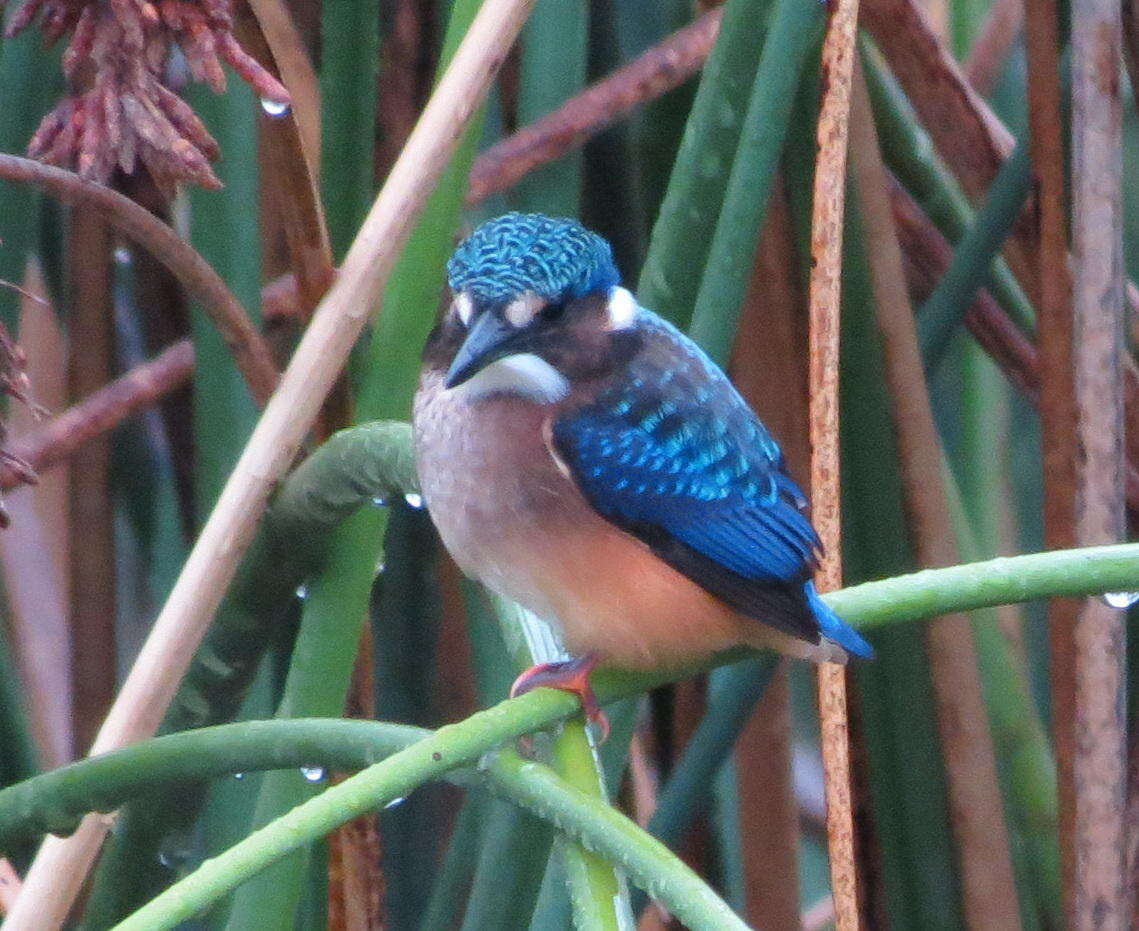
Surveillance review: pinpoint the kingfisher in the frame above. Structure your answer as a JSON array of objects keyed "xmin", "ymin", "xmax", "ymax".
[{"xmin": 413, "ymin": 213, "xmax": 872, "ymax": 733}]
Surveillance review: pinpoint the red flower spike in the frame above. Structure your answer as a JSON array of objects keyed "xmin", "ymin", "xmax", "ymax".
[{"xmin": 8, "ymin": 0, "xmax": 292, "ymax": 189}]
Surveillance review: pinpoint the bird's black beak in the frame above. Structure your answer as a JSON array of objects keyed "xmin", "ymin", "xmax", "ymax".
[{"xmin": 445, "ymin": 311, "xmax": 519, "ymax": 389}]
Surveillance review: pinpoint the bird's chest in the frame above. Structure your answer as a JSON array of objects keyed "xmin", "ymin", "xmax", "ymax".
[{"xmin": 413, "ymin": 376, "xmax": 585, "ymax": 609}]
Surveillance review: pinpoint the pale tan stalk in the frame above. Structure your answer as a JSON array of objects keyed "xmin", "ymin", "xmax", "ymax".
[
  {"xmin": 3, "ymin": 1, "xmax": 534, "ymax": 925},
  {"xmin": 1070, "ymin": 0, "xmax": 1129, "ymax": 921}
]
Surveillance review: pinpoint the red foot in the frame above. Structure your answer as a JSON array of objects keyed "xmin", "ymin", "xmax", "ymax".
[{"xmin": 510, "ymin": 653, "xmax": 610, "ymax": 741}]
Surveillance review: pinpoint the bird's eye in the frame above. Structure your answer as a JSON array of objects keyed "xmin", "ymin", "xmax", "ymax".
[{"xmin": 539, "ymin": 301, "xmax": 565, "ymax": 323}]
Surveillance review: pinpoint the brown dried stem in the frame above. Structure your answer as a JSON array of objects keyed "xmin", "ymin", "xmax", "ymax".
[
  {"xmin": 466, "ymin": 5, "xmax": 722, "ymax": 203},
  {"xmin": 1023, "ymin": 0, "xmax": 1080, "ymax": 914},
  {"xmin": 65, "ymin": 208, "xmax": 117, "ymax": 757},
  {"xmin": 730, "ymin": 183, "xmax": 806, "ymax": 929},
  {"xmin": 0, "ymin": 341, "xmax": 194, "ymax": 492},
  {"xmin": 0, "ymin": 154, "xmax": 278, "ymax": 405},
  {"xmin": 849, "ymin": 64, "xmax": 1020, "ymax": 929},
  {"xmin": 237, "ymin": 0, "xmax": 334, "ymax": 313},
  {"xmin": 963, "ymin": 0, "xmax": 1024, "ymax": 95},
  {"xmin": 808, "ymin": 0, "xmax": 863, "ymax": 925},
  {"xmin": 1070, "ymin": 0, "xmax": 1129, "ymax": 920},
  {"xmin": 3, "ymin": 2, "xmax": 535, "ymax": 925}
]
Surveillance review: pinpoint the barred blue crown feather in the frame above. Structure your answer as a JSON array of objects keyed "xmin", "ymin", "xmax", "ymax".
[
  {"xmin": 552, "ymin": 314, "xmax": 874, "ymax": 658},
  {"xmin": 447, "ymin": 213, "xmax": 620, "ymax": 302}
]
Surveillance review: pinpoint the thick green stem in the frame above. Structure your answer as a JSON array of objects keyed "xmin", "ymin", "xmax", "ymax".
[
  {"xmin": 827, "ymin": 543, "xmax": 1139, "ymax": 626},
  {"xmin": 481, "ymin": 749, "xmax": 747, "ymax": 931},
  {"xmin": 917, "ymin": 140, "xmax": 1032, "ymax": 369},
  {"xmin": 686, "ymin": 0, "xmax": 824, "ymax": 360},
  {"xmin": 484, "ymin": 596, "xmax": 629, "ymax": 927},
  {"xmin": 12, "ymin": 533, "xmax": 1135, "ymax": 924},
  {"xmin": 107, "ymin": 696, "xmax": 740, "ymax": 931}
]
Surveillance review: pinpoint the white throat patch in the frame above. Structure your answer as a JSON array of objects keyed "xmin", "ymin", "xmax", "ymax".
[{"xmin": 453, "ymin": 352, "xmax": 570, "ymax": 404}]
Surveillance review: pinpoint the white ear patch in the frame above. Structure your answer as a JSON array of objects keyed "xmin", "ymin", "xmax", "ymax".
[
  {"xmin": 606, "ymin": 286, "xmax": 638, "ymax": 330},
  {"xmin": 453, "ymin": 291, "xmax": 474, "ymax": 326},
  {"xmin": 454, "ymin": 352, "xmax": 570, "ymax": 404},
  {"xmin": 503, "ymin": 291, "xmax": 545, "ymax": 328}
]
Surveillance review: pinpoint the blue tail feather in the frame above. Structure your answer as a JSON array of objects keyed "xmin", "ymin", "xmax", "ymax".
[{"xmin": 806, "ymin": 582, "xmax": 874, "ymax": 658}]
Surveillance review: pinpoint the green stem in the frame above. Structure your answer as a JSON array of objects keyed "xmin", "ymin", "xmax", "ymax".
[
  {"xmin": 484, "ymin": 595, "xmax": 628, "ymax": 927},
  {"xmin": 917, "ymin": 139, "xmax": 1032, "ymax": 370},
  {"xmin": 827, "ymin": 542, "xmax": 1139, "ymax": 627},
  {"xmin": 108, "ymin": 695, "xmax": 739, "ymax": 931},
  {"xmin": 686, "ymin": 0, "xmax": 824, "ymax": 361},
  {"xmin": 13, "ymin": 537, "xmax": 1133, "ymax": 922},
  {"xmin": 550, "ymin": 720, "xmax": 624, "ymax": 930},
  {"xmin": 860, "ymin": 42, "xmax": 1035, "ymax": 335},
  {"xmin": 636, "ymin": 0, "xmax": 771, "ymax": 327},
  {"xmin": 482, "ymin": 749, "xmax": 747, "ymax": 931}
]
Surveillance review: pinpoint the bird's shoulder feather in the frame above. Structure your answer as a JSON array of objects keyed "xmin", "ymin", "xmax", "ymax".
[{"xmin": 553, "ymin": 313, "xmax": 824, "ymax": 643}]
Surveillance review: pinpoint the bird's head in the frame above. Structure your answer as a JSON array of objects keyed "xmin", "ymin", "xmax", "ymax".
[{"xmin": 424, "ymin": 213, "xmax": 640, "ymax": 403}]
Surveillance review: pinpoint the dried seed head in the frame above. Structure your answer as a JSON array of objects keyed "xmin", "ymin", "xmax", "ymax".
[{"xmin": 8, "ymin": 0, "xmax": 293, "ymax": 189}]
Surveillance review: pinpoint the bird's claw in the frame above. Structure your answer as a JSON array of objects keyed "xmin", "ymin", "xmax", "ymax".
[{"xmin": 510, "ymin": 654, "xmax": 610, "ymax": 742}]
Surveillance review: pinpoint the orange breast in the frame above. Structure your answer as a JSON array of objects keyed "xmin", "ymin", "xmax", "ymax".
[{"xmin": 414, "ymin": 372, "xmax": 834, "ymax": 670}]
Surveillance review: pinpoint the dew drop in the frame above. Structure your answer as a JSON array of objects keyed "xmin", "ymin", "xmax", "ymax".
[
  {"xmin": 1102, "ymin": 590, "xmax": 1139, "ymax": 608},
  {"xmin": 260, "ymin": 97, "xmax": 291, "ymax": 118},
  {"xmin": 113, "ymin": 246, "xmax": 132, "ymax": 265},
  {"xmin": 299, "ymin": 766, "xmax": 326, "ymax": 783},
  {"xmin": 374, "ymin": 558, "xmax": 386, "ymax": 577},
  {"xmin": 234, "ymin": 772, "xmax": 245, "ymax": 780},
  {"xmin": 383, "ymin": 796, "xmax": 406, "ymax": 809},
  {"xmin": 296, "ymin": 583, "xmax": 309, "ymax": 600},
  {"xmin": 403, "ymin": 492, "xmax": 424, "ymax": 509},
  {"xmin": 371, "ymin": 495, "xmax": 389, "ymax": 507}
]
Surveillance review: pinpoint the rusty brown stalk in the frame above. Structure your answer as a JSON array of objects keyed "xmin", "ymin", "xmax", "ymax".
[
  {"xmin": 1023, "ymin": 0, "xmax": 1080, "ymax": 915},
  {"xmin": 237, "ymin": 0, "xmax": 335, "ymax": 313},
  {"xmin": 0, "ymin": 341, "xmax": 193, "ymax": 492},
  {"xmin": 808, "ymin": 0, "xmax": 863, "ymax": 924},
  {"xmin": 65, "ymin": 207, "xmax": 117, "ymax": 757},
  {"xmin": 1070, "ymin": 0, "xmax": 1129, "ymax": 920},
  {"xmin": 849, "ymin": 63, "xmax": 1021, "ymax": 929},
  {"xmin": 1128, "ymin": 738, "xmax": 1139, "ymax": 926},
  {"xmin": 729, "ymin": 182, "xmax": 806, "ymax": 929},
  {"xmin": 0, "ymin": 154, "xmax": 278, "ymax": 405},
  {"xmin": 466, "ymin": 5, "xmax": 722, "ymax": 203}
]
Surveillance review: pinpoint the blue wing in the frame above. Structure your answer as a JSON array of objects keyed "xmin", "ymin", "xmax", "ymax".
[{"xmin": 554, "ymin": 314, "xmax": 837, "ymax": 646}]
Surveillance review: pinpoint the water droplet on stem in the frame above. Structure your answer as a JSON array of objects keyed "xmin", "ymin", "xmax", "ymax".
[{"xmin": 260, "ymin": 97, "xmax": 291, "ymax": 118}]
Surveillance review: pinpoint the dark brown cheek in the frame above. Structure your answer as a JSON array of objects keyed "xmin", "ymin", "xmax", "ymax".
[{"xmin": 422, "ymin": 317, "xmax": 464, "ymax": 367}]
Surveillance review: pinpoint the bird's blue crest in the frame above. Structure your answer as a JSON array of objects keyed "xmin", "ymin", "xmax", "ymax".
[{"xmin": 447, "ymin": 213, "xmax": 620, "ymax": 303}]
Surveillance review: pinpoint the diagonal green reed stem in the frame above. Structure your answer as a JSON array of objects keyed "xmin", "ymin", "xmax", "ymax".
[
  {"xmin": 14, "ymin": 532, "xmax": 1127, "ymax": 928},
  {"xmin": 482, "ymin": 594, "xmax": 630, "ymax": 928},
  {"xmin": 917, "ymin": 140, "xmax": 1032, "ymax": 369},
  {"xmin": 686, "ymin": 0, "xmax": 823, "ymax": 361},
  {"xmin": 105, "ymin": 698, "xmax": 744, "ymax": 931},
  {"xmin": 636, "ymin": 0, "xmax": 771, "ymax": 327}
]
